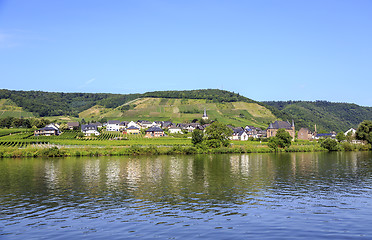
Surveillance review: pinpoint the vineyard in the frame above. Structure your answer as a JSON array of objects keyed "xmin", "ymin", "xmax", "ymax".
[{"xmin": 0, "ymin": 129, "xmax": 192, "ymax": 148}]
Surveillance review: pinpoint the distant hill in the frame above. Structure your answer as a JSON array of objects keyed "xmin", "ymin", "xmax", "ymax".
[
  {"xmin": 264, "ymin": 101, "xmax": 372, "ymax": 132},
  {"xmin": 80, "ymin": 97, "xmax": 277, "ymax": 128},
  {"xmin": 0, "ymin": 89, "xmax": 141, "ymax": 117},
  {"xmin": 1, "ymin": 88, "xmax": 371, "ymax": 132}
]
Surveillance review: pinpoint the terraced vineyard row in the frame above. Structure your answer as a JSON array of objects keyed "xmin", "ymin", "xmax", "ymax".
[{"xmin": 0, "ymin": 141, "xmax": 49, "ymax": 147}]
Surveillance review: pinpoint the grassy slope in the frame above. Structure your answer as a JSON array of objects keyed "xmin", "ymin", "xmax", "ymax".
[
  {"xmin": 83, "ymin": 98, "xmax": 276, "ymax": 128},
  {"xmin": 0, "ymin": 99, "xmax": 34, "ymax": 118}
]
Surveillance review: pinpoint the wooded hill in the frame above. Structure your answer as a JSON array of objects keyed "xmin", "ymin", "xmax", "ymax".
[
  {"xmin": 264, "ymin": 101, "xmax": 372, "ymax": 132},
  {"xmin": 0, "ymin": 89, "xmax": 370, "ymax": 132}
]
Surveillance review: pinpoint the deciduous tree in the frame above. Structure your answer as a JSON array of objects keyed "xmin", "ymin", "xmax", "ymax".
[
  {"xmin": 356, "ymin": 120, "xmax": 372, "ymax": 145},
  {"xmin": 204, "ymin": 122, "xmax": 232, "ymax": 148}
]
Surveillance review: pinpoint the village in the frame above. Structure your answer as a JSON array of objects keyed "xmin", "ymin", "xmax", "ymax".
[{"xmin": 34, "ymin": 109, "xmax": 356, "ymax": 141}]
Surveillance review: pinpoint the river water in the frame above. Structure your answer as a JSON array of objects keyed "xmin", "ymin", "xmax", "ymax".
[{"xmin": 1, "ymin": 152, "xmax": 372, "ymax": 239}]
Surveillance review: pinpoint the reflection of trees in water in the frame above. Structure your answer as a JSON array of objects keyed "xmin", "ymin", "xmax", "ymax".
[{"xmin": 1, "ymin": 152, "xmax": 372, "ymax": 210}]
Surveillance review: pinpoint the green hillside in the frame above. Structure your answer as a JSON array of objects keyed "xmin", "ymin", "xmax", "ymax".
[
  {"xmin": 0, "ymin": 99, "xmax": 34, "ymax": 118},
  {"xmin": 81, "ymin": 98, "xmax": 277, "ymax": 128},
  {"xmin": 264, "ymin": 101, "xmax": 372, "ymax": 132},
  {"xmin": 1, "ymin": 88, "xmax": 371, "ymax": 132}
]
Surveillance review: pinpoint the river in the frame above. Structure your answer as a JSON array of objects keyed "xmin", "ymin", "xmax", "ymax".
[{"xmin": 1, "ymin": 152, "xmax": 372, "ymax": 239}]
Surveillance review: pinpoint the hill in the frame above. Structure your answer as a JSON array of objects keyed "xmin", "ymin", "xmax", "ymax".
[
  {"xmin": 81, "ymin": 97, "xmax": 277, "ymax": 128},
  {"xmin": 0, "ymin": 89, "xmax": 141, "ymax": 117},
  {"xmin": 1, "ymin": 88, "xmax": 371, "ymax": 132},
  {"xmin": 264, "ymin": 100, "xmax": 372, "ymax": 132},
  {"xmin": 0, "ymin": 99, "xmax": 34, "ymax": 118}
]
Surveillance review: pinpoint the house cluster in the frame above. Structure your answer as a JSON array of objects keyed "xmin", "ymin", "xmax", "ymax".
[
  {"xmin": 33, "ymin": 110, "xmax": 355, "ymax": 141},
  {"xmin": 229, "ymin": 125, "xmax": 267, "ymax": 141}
]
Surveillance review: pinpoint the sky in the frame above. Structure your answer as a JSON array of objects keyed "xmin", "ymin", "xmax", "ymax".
[{"xmin": 0, "ymin": 0, "xmax": 371, "ymax": 106}]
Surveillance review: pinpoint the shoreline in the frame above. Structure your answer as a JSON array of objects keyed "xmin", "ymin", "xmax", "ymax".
[{"xmin": 1, "ymin": 144, "xmax": 366, "ymax": 158}]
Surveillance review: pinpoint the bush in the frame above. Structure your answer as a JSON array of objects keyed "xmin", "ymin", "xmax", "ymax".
[{"xmin": 320, "ymin": 138, "xmax": 339, "ymax": 151}]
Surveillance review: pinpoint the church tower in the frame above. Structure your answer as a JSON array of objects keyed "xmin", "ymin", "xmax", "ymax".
[{"xmin": 202, "ymin": 108, "xmax": 209, "ymax": 120}]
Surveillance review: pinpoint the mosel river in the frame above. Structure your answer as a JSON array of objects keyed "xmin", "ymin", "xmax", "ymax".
[{"xmin": 1, "ymin": 152, "xmax": 372, "ymax": 239}]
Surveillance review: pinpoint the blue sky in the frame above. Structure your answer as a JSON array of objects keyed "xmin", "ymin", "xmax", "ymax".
[{"xmin": 0, "ymin": 0, "xmax": 371, "ymax": 106}]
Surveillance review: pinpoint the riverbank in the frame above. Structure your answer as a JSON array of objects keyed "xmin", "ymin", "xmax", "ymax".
[
  {"xmin": 0, "ymin": 136, "xmax": 370, "ymax": 158},
  {"xmin": 0, "ymin": 143, "xmax": 341, "ymax": 158}
]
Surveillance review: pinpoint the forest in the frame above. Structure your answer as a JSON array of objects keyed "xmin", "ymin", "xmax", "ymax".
[{"xmin": 264, "ymin": 100, "xmax": 372, "ymax": 132}]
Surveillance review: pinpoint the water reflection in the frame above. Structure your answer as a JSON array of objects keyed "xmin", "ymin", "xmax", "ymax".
[
  {"xmin": 1, "ymin": 152, "xmax": 372, "ymax": 239},
  {"xmin": 1, "ymin": 152, "xmax": 371, "ymax": 205}
]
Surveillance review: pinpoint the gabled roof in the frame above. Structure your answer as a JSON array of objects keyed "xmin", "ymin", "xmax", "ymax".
[
  {"xmin": 146, "ymin": 126, "xmax": 164, "ymax": 132},
  {"xmin": 267, "ymin": 121, "xmax": 293, "ymax": 130},
  {"xmin": 81, "ymin": 124, "xmax": 98, "ymax": 131},
  {"xmin": 138, "ymin": 120, "xmax": 151, "ymax": 124},
  {"xmin": 169, "ymin": 126, "xmax": 181, "ymax": 130}
]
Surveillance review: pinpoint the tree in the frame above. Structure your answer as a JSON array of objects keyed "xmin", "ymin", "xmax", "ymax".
[
  {"xmin": 60, "ymin": 123, "xmax": 69, "ymax": 131},
  {"xmin": 321, "ymin": 138, "xmax": 339, "ymax": 151},
  {"xmin": 336, "ymin": 132, "xmax": 346, "ymax": 142},
  {"xmin": 276, "ymin": 128, "xmax": 292, "ymax": 148},
  {"xmin": 346, "ymin": 131, "xmax": 354, "ymax": 143},
  {"xmin": 191, "ymin": 129, "xmax": 204, "ymax": 146},
  {"xmin": 268, "ymin": 137, "xmax": 279, "ymax": 151},
  {"xmin": 268, "ymin": 129, "xmax": 292, "ymax": 150},
  {"xmin": 204, "ymin": 122, "xmax": 232, "ymax": 148},
  {"xmin": 356, "ymin": 120, "xmax": 372, "ymax": 145}
]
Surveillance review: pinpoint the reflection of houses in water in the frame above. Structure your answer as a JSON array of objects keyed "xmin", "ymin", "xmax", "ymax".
[
  {"xmin": 126, "ymin": 159, "xmax": 141, "ymax": 190},
  {"xmin": 44, "ymin": 161, "xmax": 59, "ymax": 190},
  {"xmin": 83, "ymin": 159, "xmax": 101, "ymax": 186},
  {"xmin": 290, "ymin": 153, "xmax": 319, "ymax": 175},
  {"xmin": 146, "ymin": 158, "xmax": 163, "ymax": 183},
  {"xmin": 170, "ymin": 157, "xmax": 182, "ymax": 184},
  {"xmin": 229, "ymin": 155, "xmax": 241, "ymax": 175},
  {"xmin": 240, "ymin": 154, "xmax": 250, "ymax": 177},
  {"xmin": 106, "ymin": 160, "xmax": 121, "ymax": 188}
]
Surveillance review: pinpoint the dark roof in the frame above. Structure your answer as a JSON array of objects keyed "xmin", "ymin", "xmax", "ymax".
[
  {"xmin": 67, "ymin": 122, "xmax": 80, "ymax": 127},
  {"xmin": 39, "ymin": 127, "xmax": 58, "ymax": 131},
  {"xmin": 267, "ymin": 121, "xmax": 293, "ymax": 130},
  {"xmin": 81, "ymin": 124, "xmax": 98, "ymax": 131},
  {"xmin": 146, "ymin": 126, "xmax": 164, "ymax": 132},
  {"xmin": 138, "ymin": 120, "xmax": 151, "ymax": 124},
  {"xmin": 316, "ymin": 133, "xmax": 334, "ymax": 137},
  {"xmin": 127, "ymin": 126, "xmax": 139, "ymax": 130}
]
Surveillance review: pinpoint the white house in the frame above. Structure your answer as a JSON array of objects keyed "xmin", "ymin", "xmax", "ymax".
[
  {"xmin": 345, "ymin": 128, "xmax": 356, "ymax": 136},
  {"xmin": 230, "ymin": 128, "xmax": 249, "ymax": 141},
  {"xmin": 106, "ymin": 120, "xmax": 121, "ymax": 131},
  {"xmin": 169, "ymin": 126, "xmax": 183, "ymax": 134},
  {"xmin": 81, "ymin": 124, "xmax": 100, "ymax": 136},
  {"xmin": 128, "ymin": 121, "xmax": 141, "ymax": 129},
  {"xmin": 34, "ymin": 123, "xmax": 61, "ymax": 136}
]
